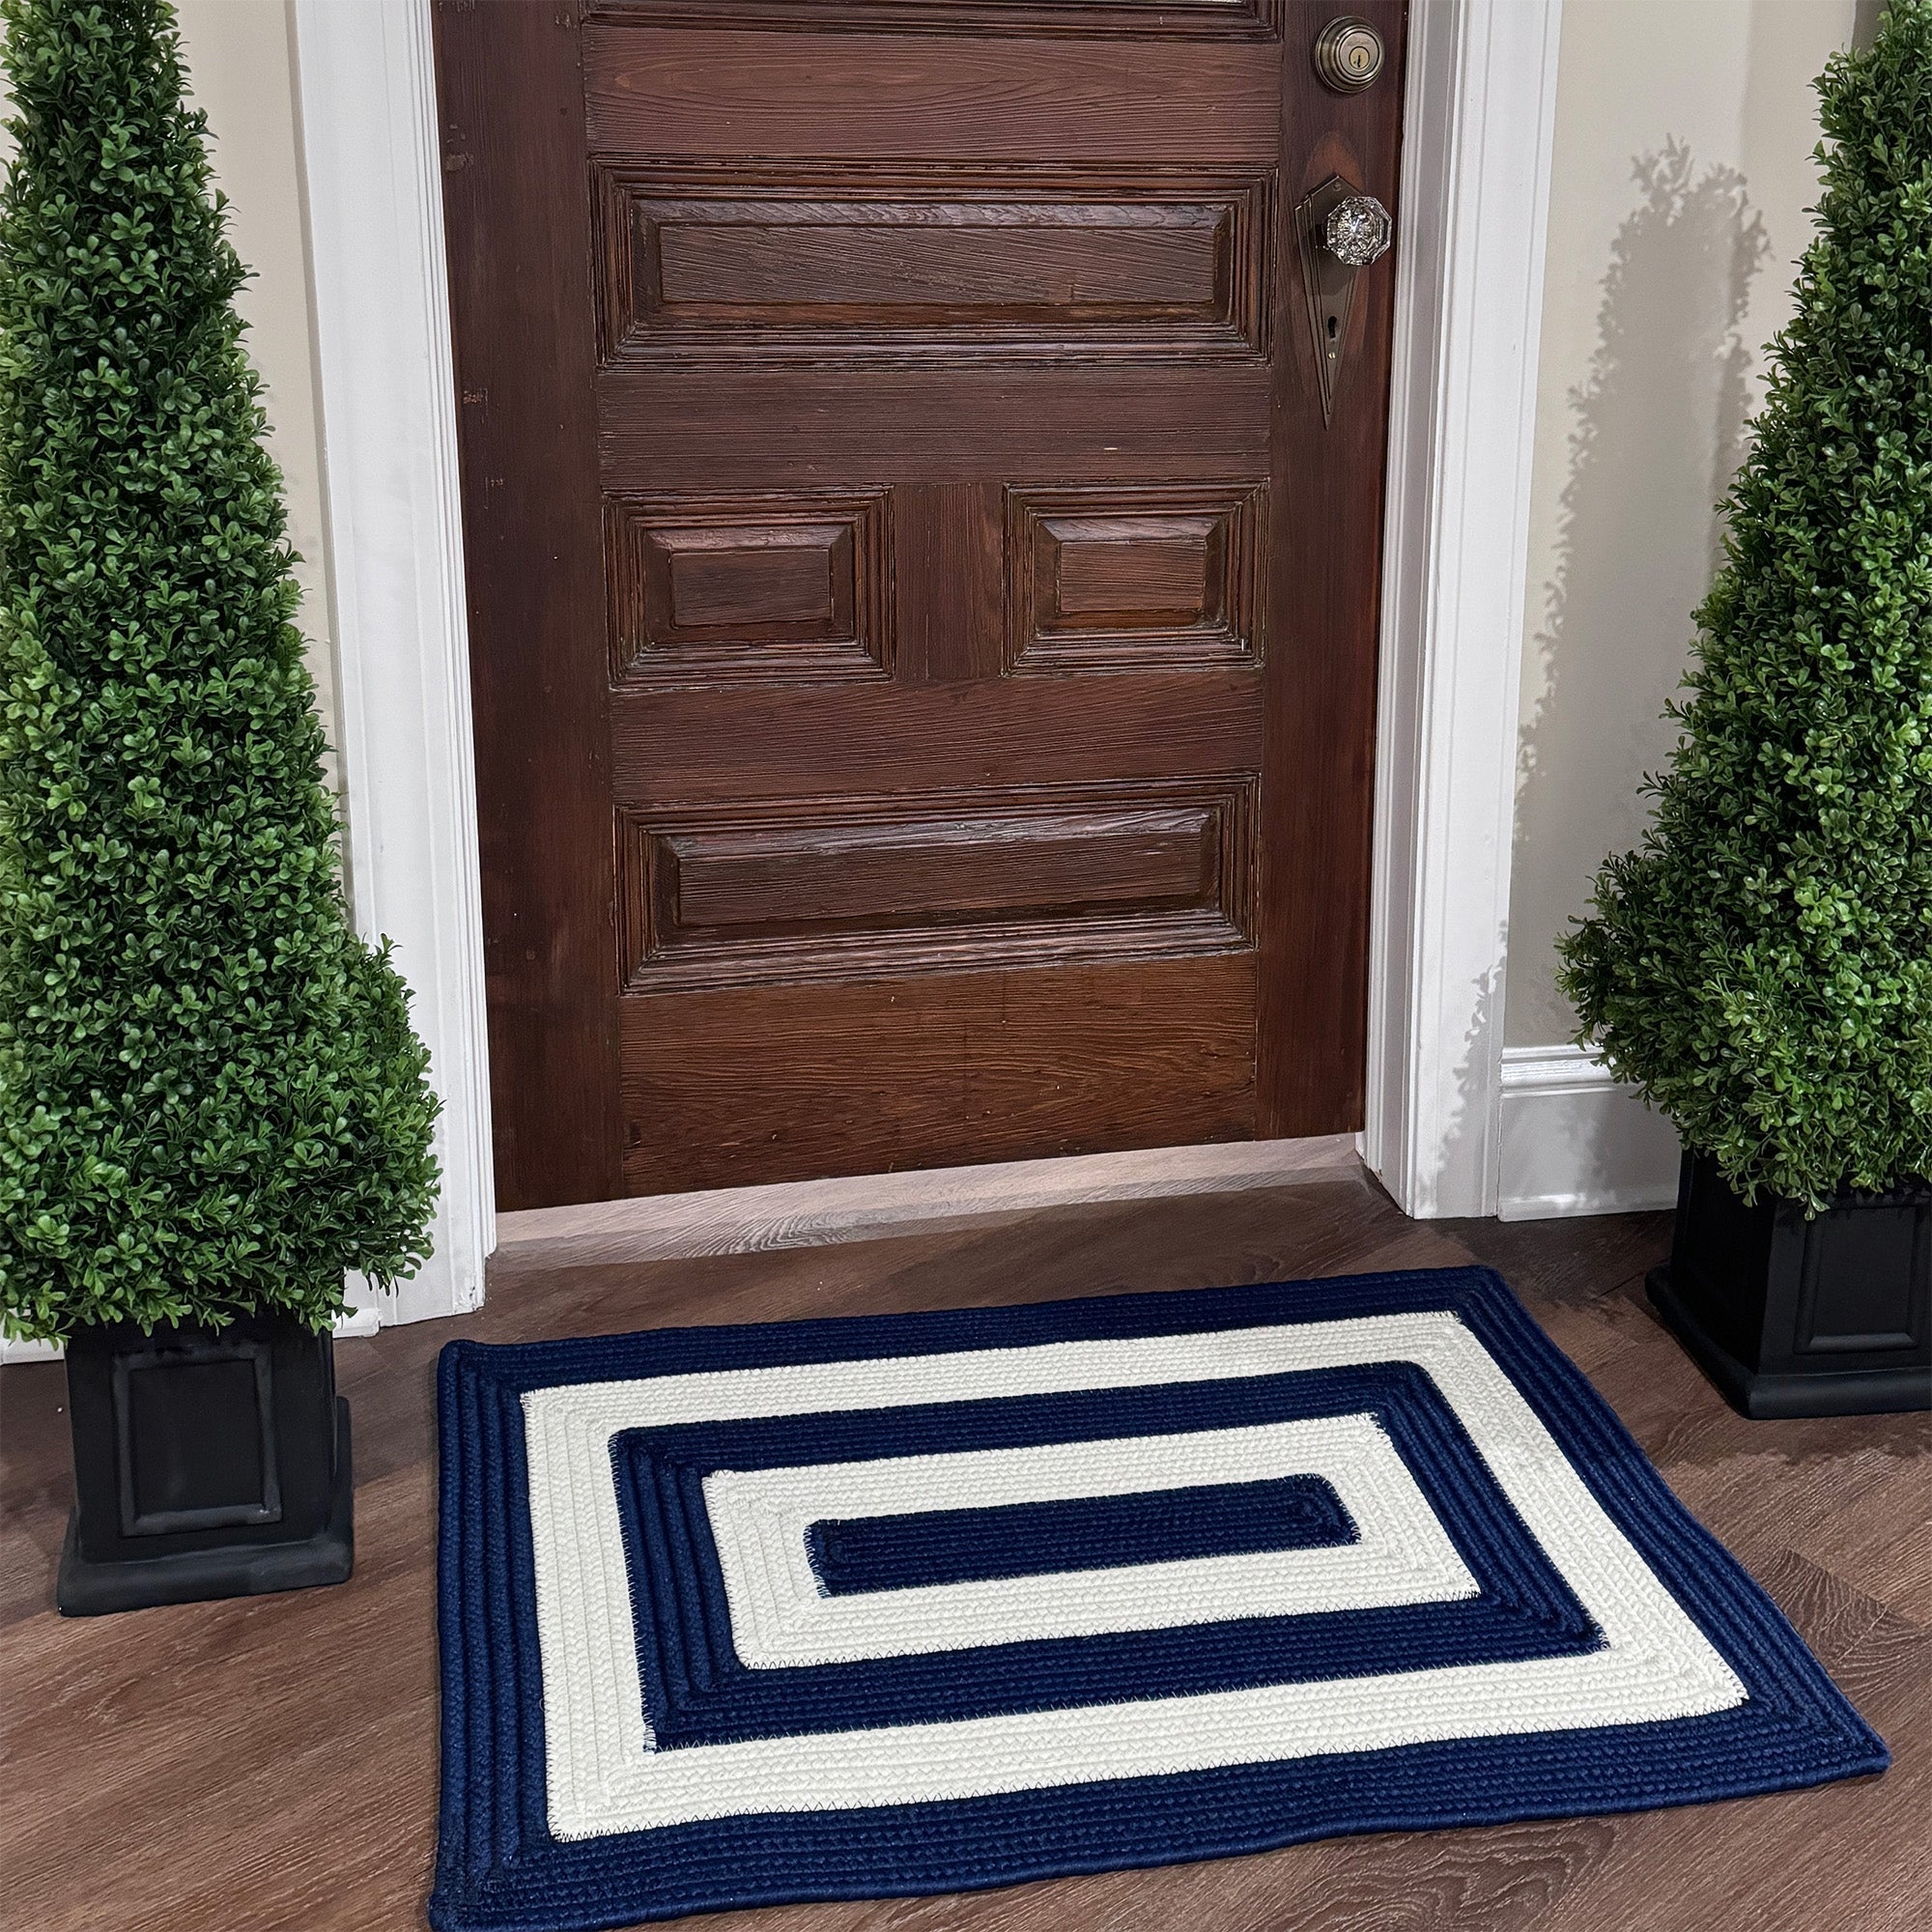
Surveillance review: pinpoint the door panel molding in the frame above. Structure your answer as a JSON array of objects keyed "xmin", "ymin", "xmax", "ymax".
[
  {"xmin": 606, "ymin": 489, "xmax": 895, "ymax": 688},
  {"xmin": 285, "ymin": 0, "xmax": 1565, "ymax": 1320},
  {"xmin": 1005, "ymin": 481, "xmax": 1267, "ymax": 675},
  {"xmin": 591, "ymin": 163, "xmax": 1274, "ymax": 366},
  {"xmin": 618, "ymin": 777, "xmax": 1259, "ymax": 990},
  {"xmin": 582, "ymin": 1, "xmax": 1284, "ymax": 40}
]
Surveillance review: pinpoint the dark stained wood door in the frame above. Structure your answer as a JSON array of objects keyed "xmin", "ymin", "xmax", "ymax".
[{"xmin": 434, "ymin": 0, "xmax": 1406, "ymax": 1210}]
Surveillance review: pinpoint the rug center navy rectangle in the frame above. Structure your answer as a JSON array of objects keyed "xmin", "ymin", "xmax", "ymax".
[{"xmin": 430, "ymin": 1267, "xmax": 1886, "ymax": 1931}]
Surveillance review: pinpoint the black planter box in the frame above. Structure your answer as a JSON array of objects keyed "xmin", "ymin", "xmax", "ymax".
[
  {"xmin": 1647, "ymin": 1151, "xmax": 1932, "ymax": 1418},
  {"xmin": 56, "ymin": 1310, "xmax": 354, "ymax": 1616}
]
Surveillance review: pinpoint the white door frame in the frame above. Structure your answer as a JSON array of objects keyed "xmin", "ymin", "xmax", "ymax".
[
  {"xmin": 1362, "ymin": 0, "xmax": 1564, "ymax": 1219},
  {"xmin": 291, "ymin": 0, "xmax": 493, "ymax": 1322},
  {"xmin": 288, "ymin": 0, "xmax": 1564, "ymax": 1320}
]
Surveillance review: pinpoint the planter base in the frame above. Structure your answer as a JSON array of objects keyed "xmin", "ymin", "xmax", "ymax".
[
  {"xmin": 56, "ymin": 1399, "xmax": 354, "ymax": 1616},
  {"xmin": 1647, "ymin": 1267, "xmax": 1930, "ymax": 1419}
]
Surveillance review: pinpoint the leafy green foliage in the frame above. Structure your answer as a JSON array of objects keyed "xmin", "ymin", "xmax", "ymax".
[
  {"xmin": 0, "ymin": 0, "xmax": 439, "ymax": 1337},
  {"xmin": 1559, "ymin": 1, "xmax": 1932, "ymax": 1208}
]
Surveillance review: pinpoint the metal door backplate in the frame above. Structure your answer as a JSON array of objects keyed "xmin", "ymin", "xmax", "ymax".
[{"xmin": 1297, "ymin": 175, "xmax": 1362, "ymax": 425}]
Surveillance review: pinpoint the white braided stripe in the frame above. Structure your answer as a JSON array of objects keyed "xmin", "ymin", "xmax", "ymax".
[
  {"xmin": 522, "ymin": 1310, "xmax": 1747, "ymax": 1842},
  {"xmin": 704, "ymin": 1414, "xmax": 1474, "ymax": 1668}
]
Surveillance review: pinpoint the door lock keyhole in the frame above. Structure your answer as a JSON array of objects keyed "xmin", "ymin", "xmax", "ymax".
[
  {"xmin": 1314, "ymin": 17, "xmax": 1386, "ymax": 95},
  {"xmin": 1296, "ymin": 177, "xmax": 1393, "ymax": 424}
]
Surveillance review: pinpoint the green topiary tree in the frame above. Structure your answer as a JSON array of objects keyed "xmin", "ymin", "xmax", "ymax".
[
  {"xmin": 0, "ymin": 0, "xmax": 439, "ymax": 1340},
  {"xmin": 1559, "ymin": 0, "xmax": 1932, "ymax": 1210}
]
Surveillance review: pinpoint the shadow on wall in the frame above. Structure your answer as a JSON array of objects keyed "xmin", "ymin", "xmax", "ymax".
[
  {"xmin": 1444, "ymin": 962, "xmax": 1500, "ymax": 1213},
  {"xmin": 1512, "ymin": 142, "xmax": 1771, "ymax": 1047}
]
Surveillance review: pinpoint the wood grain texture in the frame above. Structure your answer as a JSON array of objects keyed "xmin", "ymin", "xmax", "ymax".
[
  {"xmin": 493, "ymin": 1132, "xmax": 1360, "ymax": 1260},
  {"xmin": 584, "ymin": 0, "xmax": 1285, "ymax": 38},
  {"xmin": 593, "ymin": 163, "xmax": 1272, "ymax": 364},
  {"xmin": 1257, "ymin": 27, "xmax": 1409, "ymax": 1138},
  {"xmin": 896, "ymin": 482, "xmax": 1006, "ymax": 686},
  {"xmin": 607, "ymin": 489, "xmax": 894, "ymax": 687},
  {"xmin": 619, "ymin": 779, "xmax": 1256, "ymax": 990},
  {"xmin": 1008, "ymin": 480, "xmax": 1266, "ymax": 672},
  {"xmin": 618, "ymin": 954, "xmax": 1260, "ymax": 1192},
  {"xmin": 611, "ymin": 672, "xmax": 1265, "ymax": 805},
  {"xmin": 582, "ymin": 27, "xmax": 1285, "ymax": 161},
  {"xmin": 3, "ymin": 1183, "xmax": 1925, "ymax": 1931},
  {"xmin": 595, "ymin": 366, "xmax": 1276, "ymax": 490},
  {"xmin": 447, "ymin": 2, "xmax": 1403, "ymax": 1204},
  {"xmin": 432, "ymin": 0, "xmax": 621, "ymax": 1208}
]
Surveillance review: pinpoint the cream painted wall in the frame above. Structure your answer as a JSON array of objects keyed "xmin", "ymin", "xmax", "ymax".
[
  {"xmin": 174, "ymin": 0, "xmax": 338, "ymax": 771},
  {"xmin": 0, "ymin": 2, "xmax": 339, "ymax": 770},
  {"xmin": 1506, "ymin": 0, "xmax": 1862, "ymax": 1049}
]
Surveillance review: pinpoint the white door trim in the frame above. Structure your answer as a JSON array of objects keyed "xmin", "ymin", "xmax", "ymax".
[
  {"xmin": 279, "ymin": 0, "xmax": 1563, "ymax": 1326},
  {"xmin": 289, "ymin": 0, "xmax": 494, "ymax": 1321},
  {"xmin": 1362, "ymin": 0, "xmax": 1566, "ymax": 1218}
]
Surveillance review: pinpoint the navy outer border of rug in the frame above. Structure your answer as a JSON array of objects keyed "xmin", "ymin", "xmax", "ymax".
[{"xmin": 429, "ymin": 1267, "xmax": 1889, "ymax": 1932}]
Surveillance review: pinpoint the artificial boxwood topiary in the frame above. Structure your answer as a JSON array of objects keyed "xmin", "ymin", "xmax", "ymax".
[
  {"xmin": 0, "ymin": 0, "xmax": 439, "ymax": 1340},
  {"xmin": 1559, "ymin": 0, "xmax": 1932, "ymax": 1211}
]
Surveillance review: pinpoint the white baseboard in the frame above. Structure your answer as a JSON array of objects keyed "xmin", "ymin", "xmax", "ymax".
[
  {"xmin": 1, "ymin": 1300, "xmax": 385, "ymax": 1366},
  {"xmin": 1497, "ymin": 1044, "xmax": 1682, "ymax": 1220},
  {"xmin": 0, "ymin": 1333, "xmax": 62, "ymax": 1365}
]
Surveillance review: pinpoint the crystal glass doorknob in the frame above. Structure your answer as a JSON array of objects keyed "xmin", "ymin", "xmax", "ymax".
[{"xmin": 1324, "ymin": 194, "xmax": 1392, "ymax": 269}]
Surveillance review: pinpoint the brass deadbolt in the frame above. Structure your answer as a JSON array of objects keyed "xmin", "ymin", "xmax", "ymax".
[{"xmin": 1314, "ymin": 16, "xmax": 1385, "ymax": 94}]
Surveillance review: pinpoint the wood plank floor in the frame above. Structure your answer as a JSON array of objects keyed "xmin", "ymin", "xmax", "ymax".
[{"xmin": 2, "ymin": 1164, "xmax": 1927, "ymax": 1932}]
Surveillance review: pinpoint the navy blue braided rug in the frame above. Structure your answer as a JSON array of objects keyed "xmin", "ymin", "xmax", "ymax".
[{"xmin": 429, "ymin": 1267, "xmax": 1887, "ymax": 1931}]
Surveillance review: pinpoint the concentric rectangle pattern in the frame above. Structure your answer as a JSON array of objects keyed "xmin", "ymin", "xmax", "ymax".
[{"xmin": 431, "ymin": 1269, "xmax": 1889, "ymax": 1931}]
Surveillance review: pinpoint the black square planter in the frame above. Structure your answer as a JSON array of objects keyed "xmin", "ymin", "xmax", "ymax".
[
  {"xmin": 56, "ymin": 1310, "xmax": 354, "ymax": 1616},
  {"xmin": 1647, "ymin": 1151, "xmax": 1932, "ymax": 1418}
]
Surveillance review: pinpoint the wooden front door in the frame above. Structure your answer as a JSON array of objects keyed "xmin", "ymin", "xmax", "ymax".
[{"xmin": 435, "ymin": 0, "xmax": 1406, "ymax": 1211}]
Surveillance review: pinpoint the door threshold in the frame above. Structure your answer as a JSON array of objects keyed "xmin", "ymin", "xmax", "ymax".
[{"xmin": 496, "ymin": 1135, "xmax": 1360, "ymax": 1265}]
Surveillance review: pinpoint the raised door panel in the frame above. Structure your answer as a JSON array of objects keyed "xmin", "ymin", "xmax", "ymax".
[
  {"xmin": 1007, "ymin": 481, "xmax": 1265, "ymax": 671},
  {"xmin": 585, "ymin": 2, "xmax": 1282, "ymax": 38},
  {"xmin": 620, "ymin": 779, "xmax": 1258, "ymax": 989},
  {"xmin": 595, "ymin": 165, "xmax": 1270, "ymax": 363},
  {"xmin": 607, "ymin": 490, "xmax": 893, "ymax": 686}
]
